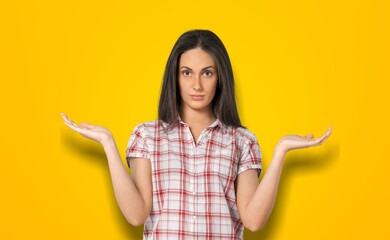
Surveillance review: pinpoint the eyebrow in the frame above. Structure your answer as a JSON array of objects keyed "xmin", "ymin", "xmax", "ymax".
[{"xmin": 180, "ymin": 66, "xmax": 215, "ymax": 70}]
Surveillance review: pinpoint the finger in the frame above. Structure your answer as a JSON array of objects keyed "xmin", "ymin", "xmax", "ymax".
[
  {"xmin": 318, "ymin": 134, "xmax": 329, "ymax": 144},
  {"xmin": 64, "ymin": 121, "xmax": 90, "ymax": 136},
  {"xmin": 61, "ymin": 112, "xmax": 71, "ymax": 124},
  {"xmin": 65, "ymin": 119, "xmax": 78, "ymax": 128},
  {"xmin": 317, "ymin": 127, "xmax": 332, "ymax": 143},
  {"xmin": 81, "ymin": 122, "xmax": 93, "ymax": 128},
  {"xmin": 64, "ymin": 121, "xmax": 79, "ymax": 131},
  {"xmin": 304, "ymin": 134, "xmax": 314, "ymax": 140},
  {"xmin": 62, "ymin": 113, "xmax": 78, "ymax": 128},
  {"xmin": 312, "ymin": 132, "xmax": 331, "ymax": 146},
  {"xmin": 326, "ymin": 126, "xmax": 333, "ymax": 136},
  {"xmin": 61, "ymin": 112, "xmax": 70, "ymax": 122},
  {"xmin": 285, "ymin": 135, "xmax": 307, "ymax": 140}
]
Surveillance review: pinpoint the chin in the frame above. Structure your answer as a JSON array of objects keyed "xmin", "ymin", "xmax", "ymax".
[{"xmin": 183, "ymin": 102, "xmax": 213, "ymax": 112}]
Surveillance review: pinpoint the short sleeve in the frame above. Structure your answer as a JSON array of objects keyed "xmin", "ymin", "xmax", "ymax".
[
  {"xmin": 125, "ymin": 123, "xmax": 150, "ymax": 168},
  {"xmin": 238, "ymin": 137, "xmax": 262, "ymax": 177}
]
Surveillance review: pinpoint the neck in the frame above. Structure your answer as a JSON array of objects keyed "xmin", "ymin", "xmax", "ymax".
[{"xmin": 180, "ymin": 107, "xmax": 216, "ymax": 127}]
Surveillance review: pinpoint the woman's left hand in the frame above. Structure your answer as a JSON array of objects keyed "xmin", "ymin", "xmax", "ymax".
[{"xmin": 276, "ymin": 126, "xmax": 333, "ymax": 154}]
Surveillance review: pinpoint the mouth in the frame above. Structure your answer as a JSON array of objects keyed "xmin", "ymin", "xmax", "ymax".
[{"xmin": 190, "ymin": 95, "xmax": 205, "ymax": 101}]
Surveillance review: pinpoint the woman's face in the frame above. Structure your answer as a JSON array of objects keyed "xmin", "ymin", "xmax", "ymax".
[{"xmin": 178, "ymin": 48, "xmax": 218, "ymax": 115}]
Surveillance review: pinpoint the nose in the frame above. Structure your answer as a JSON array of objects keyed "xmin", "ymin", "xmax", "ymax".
[{"xmin": 193, "ymin": 74, "xmax": 202, "ymax": 91}]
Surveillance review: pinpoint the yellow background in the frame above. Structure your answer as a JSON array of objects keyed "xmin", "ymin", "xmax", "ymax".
[{"xmin": 1, "ymin": 0, "xmax": 389, "ymax": 239}]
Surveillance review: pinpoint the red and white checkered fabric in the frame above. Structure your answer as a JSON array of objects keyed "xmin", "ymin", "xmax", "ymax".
[{"xmin": 126, "ymin": 117, "xmax": 262, "ymax": 239}]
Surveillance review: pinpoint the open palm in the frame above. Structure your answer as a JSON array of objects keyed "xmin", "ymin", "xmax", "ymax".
[
  {"xmin": 277, "ymin": 126, "xmax": 333, "ymax": 153},
  {"xmin": 61, "ymin": 112, "xmax": 112, "ymax": 144}
]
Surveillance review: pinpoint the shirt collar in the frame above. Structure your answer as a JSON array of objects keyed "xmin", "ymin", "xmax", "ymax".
[{"xmin": 177, "ymin": 115, "xmax": 228, "ymax": 133}]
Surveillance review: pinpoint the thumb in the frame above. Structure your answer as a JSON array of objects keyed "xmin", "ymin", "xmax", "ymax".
[
  {"xmin": 305, "ymin": 134, "xmax": 314, "ymax": 140},
  {"xmin": 80, "ymin": 122, "xmax": 93, "ymax": 128}
]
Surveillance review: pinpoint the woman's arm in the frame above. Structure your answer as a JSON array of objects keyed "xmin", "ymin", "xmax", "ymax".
[
  {"xmin": 236, "ymin": 126, "xmax": 333, "ymax": 232},
  {"xmin": 61, "ymin": 113, "xmax": 152, "ymax": 226},
  {"xmin": 102, "ymin": 137, "xmax": 152, "ymax": 226}
]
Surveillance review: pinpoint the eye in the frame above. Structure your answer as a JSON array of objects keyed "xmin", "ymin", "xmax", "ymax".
[
  {"xmin": 203, "ymin": 70, "xmax": 213, "ymax": 77},
  {"xmin": 182, "ymin": 70, "xmax": 191, "ymax": 77}
]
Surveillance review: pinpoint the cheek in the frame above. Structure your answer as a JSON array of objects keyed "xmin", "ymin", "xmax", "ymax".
[
  {"xmin": 178, "ymin": 79, "xmax": 186, "ymax": 92},
  {"xmin": 209, "ymin": 79, "xmax": 218, "ymax": 94}
]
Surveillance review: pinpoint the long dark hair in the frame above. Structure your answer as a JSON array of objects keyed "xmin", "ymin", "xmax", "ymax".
[{"xmin": 158, "ymin": 29, "xmax": 243, "ymax": 128}]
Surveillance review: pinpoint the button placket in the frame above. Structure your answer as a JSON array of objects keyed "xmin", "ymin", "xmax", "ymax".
[{"xmin": 193, "ymin": 146, "xmax": 197, "ymax": 229}]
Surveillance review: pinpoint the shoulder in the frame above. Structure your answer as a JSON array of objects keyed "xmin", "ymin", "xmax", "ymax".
[
  {"xmin": 229, "ymin": 126, "xmax": 261, "ymax": 154},
  {"xmin": 233, "ymin": 127, "xmax": 259, "ymax": 143},
  {"xmin": 231, "ymin": 127, "xmax": 262, "ymax": 160},
  {"xmin": 131, "ymin": 120, "xmax": 169, "ymax": 136}
]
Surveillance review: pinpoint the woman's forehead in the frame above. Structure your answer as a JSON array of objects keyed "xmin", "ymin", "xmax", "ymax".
[{"xmin": 179, "ymin": 48, "xmax": 215, "ymax": 68}]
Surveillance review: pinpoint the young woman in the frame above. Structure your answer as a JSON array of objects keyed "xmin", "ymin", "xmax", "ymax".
[{"xmin": 61, "ymin": 29, "xmax": 332, "ymax": 239}]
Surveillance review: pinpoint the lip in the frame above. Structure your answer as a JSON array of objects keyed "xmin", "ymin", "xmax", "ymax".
[{"xmin": 190, "ymin": 95, "xmax": 205, "ymax": 101}]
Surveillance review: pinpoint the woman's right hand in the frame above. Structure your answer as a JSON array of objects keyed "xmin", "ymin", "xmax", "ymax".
[{"xmin": 61, "ymin": 112, "xmax": 113, "ymax": 145}]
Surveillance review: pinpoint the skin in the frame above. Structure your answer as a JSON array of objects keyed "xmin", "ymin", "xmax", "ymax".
[
  {"xmin": 61, "ymin": 114, "xmax": 152, "ymax": 226},
  {"xmin": 61, "ymin": 48, "xmax": 333, "ymax": 231},
  {"xmin": 178, "ymin": 48, "xmax": 218, "ymax": 141}
]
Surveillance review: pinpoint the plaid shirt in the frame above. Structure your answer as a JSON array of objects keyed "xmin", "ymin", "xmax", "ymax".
[{"xmin": 126, "ymin": 117, "xmax": 262, "ymax": 239}]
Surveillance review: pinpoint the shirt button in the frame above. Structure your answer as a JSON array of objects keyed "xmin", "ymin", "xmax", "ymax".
[
  {"xmin": 193, "ymin": 191, "xmax": 196, "ymax": 195},
  {"xmin": 193, "ymin": 215, "xmax": 196, "ymax": 221}
]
